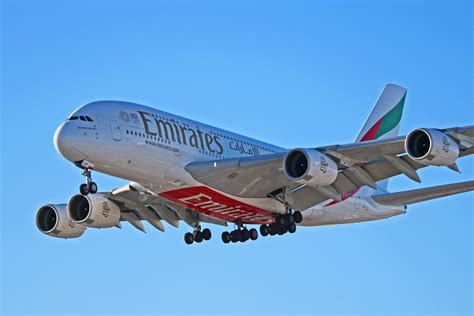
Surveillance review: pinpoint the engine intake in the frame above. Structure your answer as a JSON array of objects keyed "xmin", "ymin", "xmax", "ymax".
[
  {"xmin": 405, "ymin": 128, "xmax": 459, "ymax": 166},
  {"xmin": 35, "ymin": 204, "xmax": 86, "ymax": 238},
  {"xmin": 67, "ymin": 194, "xmax": 121, "ymax": 228},
  {"xmin": 283, "ymin": 148, "xmax": 338, "ymax": 187}
]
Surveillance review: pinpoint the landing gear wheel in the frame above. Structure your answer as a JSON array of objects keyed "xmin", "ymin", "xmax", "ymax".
[
  {"xmin": 278, "ymin": 224, "xmax": 286, "ymax": 235},
  {"xmin": 222, "ymin": 231, "xmax": 231, "ymax": 243},
  {"xmin": 268, "ymin": 223, "xmax": 278, "ymax": 236},
  {"xmin": 89, "ymin": 182, "xmax": 98, "ymax": 194},
  {"xmin": 235, "ymin": 230, "xmax": 243, "ymax": 242},
  {"xmin": 230, "ymin": 231, "xmax": 239, "ymax": 243},
  {"xmin": 80, "ymin": 183, "xmax": 89, "ymax": 195},
  {"xmin": 193, "ymin": 230, "xmax": 203, "ymax": 243},
  {"xmin": 288, "ymin": 223, "xmax": 297, "ymax": 234},
  {"xmin": 242, "ymin": 229, "xmax": 250, "ymax": 242},
  {"xmin": 284, "ymin": 213, "xmax": 294, "ymax": 225},
  {"xmin": 249, "ymin": 228, "xmax": 258, "ymax": 240},
  {"xmin": 293, "ymin": 211, "xmax": 303, "ymax": 223},
  {"xmin": 184, "ymin": 232, "xmax": 194, "ymax": 245},
  {"xmin": 202, "ymin": 228, "xmax": 212, "ymax": 241},
  {"xmin": 260, "ymin": 224, "xmax": 269, "ymax": 237}
]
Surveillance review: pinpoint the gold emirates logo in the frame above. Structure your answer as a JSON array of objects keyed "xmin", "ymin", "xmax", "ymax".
[
  {"xmin": 320, "ymin": 156, "xmax": 328, "ymax": 173},
  {"xmin": 101, "ymin": 202, "xmax": 110, "ymax": 218},
  {"xmin": 138, "ymin": 111, "xmax": 224, "ymax": 154},
  {"xmin": 442, "ymin": 136, "xmax": 450, "ymax": 153}
]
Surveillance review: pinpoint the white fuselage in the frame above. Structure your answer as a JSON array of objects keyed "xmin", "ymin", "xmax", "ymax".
[{"xmin": 54, "ymin": 101, "xmax": 405, "ymax": 226}]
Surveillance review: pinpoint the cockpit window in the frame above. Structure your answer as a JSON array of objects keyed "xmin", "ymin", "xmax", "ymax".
[{"xmin": 67, "ymin": 115, "xmax": 93, "ymax": 122}]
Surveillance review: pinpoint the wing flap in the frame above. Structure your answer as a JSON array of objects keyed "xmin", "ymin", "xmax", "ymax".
[{"xmin": 371, "ymin": 181, "xmax": 474, "ymax": 206}]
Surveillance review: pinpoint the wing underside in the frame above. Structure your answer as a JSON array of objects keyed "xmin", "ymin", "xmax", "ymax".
[{"xmin": 371, "ymin": 180, "xmax": 474, "ymax": 206}]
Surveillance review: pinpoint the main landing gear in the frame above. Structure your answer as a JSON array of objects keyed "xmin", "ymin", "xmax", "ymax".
[
  {"xmin": 259, "ymin": 210, "xmax": 302, "ymax": 237},
  {"xmin": 184, "ymin": 226, "xmax": 212, "ymax": 245},
  {"xmin": 79, "ymin": 163, "xmax": 98, "ymax": 195},
  {"xmin": 221, "ymin": 223, "xmax": 258, "ymax": 244}
]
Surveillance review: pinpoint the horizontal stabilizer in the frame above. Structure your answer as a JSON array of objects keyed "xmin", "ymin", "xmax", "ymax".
[{"xmin": 372, "ymin": 180, "xmax": 474, "ymax": 206}]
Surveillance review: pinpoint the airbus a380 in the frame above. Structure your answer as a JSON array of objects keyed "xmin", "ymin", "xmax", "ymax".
[{"xmin": 36, "ymin": 84, "xmax": 474, "ymax": 245}]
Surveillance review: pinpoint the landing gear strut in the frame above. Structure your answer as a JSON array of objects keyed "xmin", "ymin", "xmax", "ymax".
[
  {"xmin": 184, "ymin": 226, "xmax": 212, "ymax": 245},
  {"xmin": 79, "ymin": 162, "xmax": 97, "ymax": 195},
  {"xmin": 221, "ymin": 222, "xmax": 258, "ymax": 244}
]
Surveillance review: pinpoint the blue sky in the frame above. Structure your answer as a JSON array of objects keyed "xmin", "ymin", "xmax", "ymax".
[{"xmin": 1, "ymin": 1, "xmax": 472, "ymax": 315}]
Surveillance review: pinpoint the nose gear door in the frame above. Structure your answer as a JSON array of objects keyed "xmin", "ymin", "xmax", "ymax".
[{"xmin": 110, "ymin": 120, "xmax": 122, "ymax": 141}]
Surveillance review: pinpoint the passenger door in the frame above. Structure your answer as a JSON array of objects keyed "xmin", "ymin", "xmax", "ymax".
[{"xmin": 110, "ymin": 120, "xmax": 122, "ymax": 141}]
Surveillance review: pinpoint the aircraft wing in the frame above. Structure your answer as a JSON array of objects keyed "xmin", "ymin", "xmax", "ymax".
[
  {"xmin": 371, "ymin": 180, "xmax": 474, "ymax": 206},
  {"xmin": 103, "ymin": 182, "xmax": 227, "ymax": 232},
  {"xmin": 185, "ymin": 125, "xmax": 474, "ymax": 211}
]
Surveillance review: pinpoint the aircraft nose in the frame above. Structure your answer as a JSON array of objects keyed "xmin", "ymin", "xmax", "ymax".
[{"xmin": 54, "ymin": 122, "xmax": 87, "ymax": 162}]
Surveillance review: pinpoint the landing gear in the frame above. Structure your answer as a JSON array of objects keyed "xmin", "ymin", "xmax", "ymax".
[
  {"xmin": 79, "ymin": 164, "xmax": 97, "ymax": 195},
  {"xmin": 221, "ymin": 223, "xmax": 259, "ymax": 244},
  {"xmin": 260, "ymin": 209, "xmax": 302, "ymax": 238},
  {"xmin": 183, "ymin": 226, "xmax": 212, "ymax": 245}
]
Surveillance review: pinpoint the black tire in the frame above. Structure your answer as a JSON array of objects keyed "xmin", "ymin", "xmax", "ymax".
[
  {"xmin": 194, "ymin": 230, "xmax": 203, "ymax": 243},
  {"xmin": 249, "ymin": 228, "xmax": 258, "ymax": 240},
  {"xmin": 242, "ymin": 229, "xmax": 250, "ymax": 242},
  {"xmin": 202, "ymin": 228, "xmax": 212, "ymax": 241},
  {"xmin": 278, "ymin": 224, "xmax": 287, "ymax": 235},
  {"xmin": 230, "ymin": 230, "xmax": 239, "ymax": 243},
  {"xmin": 260, "ymin": 224, "xmax": 269, "ymax": 237},
  {"xmin": 288, "ymin": 223, "xmax": 297, "ymax": 234},
  {"xmin": 268, "ymin": 223, "xmax": 278, "ymax": 236},
  {"xmin": 184, "ymin": 232, "xmax": 194, "ymax": 245},
  {"xmin": 89, "ymin": 182, "xmax": 98, "ymax": 194},
  {"xmin": 80, "ymin": 183, "xmax": 89, "ymax": 195},
  {"xmin": 294, "ymin": 211, "xmax": 303, "ymax": 223},
  {"xmin": 284, "ymin": 213, "xmax": 294, "ymax": 225},
  {"xmin": 277, "ymin": 215, "xmax": 285, "ymax": 225},
  {"xmin": 221, "ymin": 231, "xmax": 231, "ymax": 243}
]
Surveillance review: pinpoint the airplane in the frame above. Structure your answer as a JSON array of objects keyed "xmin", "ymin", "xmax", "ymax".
[{"xmin": 35, "ymin": 84, "xmax": 474, "ymax": 245}]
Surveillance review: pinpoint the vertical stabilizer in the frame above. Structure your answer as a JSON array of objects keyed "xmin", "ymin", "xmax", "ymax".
[{"xmin": 355, "ymin": 84, "xmax": 407, "ymax": 190}]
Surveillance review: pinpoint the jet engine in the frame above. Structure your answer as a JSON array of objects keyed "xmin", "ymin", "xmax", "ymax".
[
  {"xmin": 67, "ymin": 193, "xmax": 121, "ymax": 228},
  {"xmin": 405, "ymin": 128, "xmax": 459, "ymax": 166},
  {"xmin": 283, "ymin": 148, "xmax": 338, "ymax": 187},
  {"xmin": 35, "ymin": 204, "xmax": 86, "ymax": 238}
]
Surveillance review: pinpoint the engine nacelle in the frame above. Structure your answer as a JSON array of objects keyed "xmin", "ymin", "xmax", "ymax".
[
  {"xmin": 405, "ymin": 128, "xmax": 459, "ymax": 166},
  {"xmin": 67, "ymin": 193, "xmax": 121, "ymax": 228},
  {"xmin": 283, "ymin": 148, "xmax": 338, "ymax": 187},
  {"xmin": 35, "ymin": 204, "xmax": 86, "ymax": 238}
]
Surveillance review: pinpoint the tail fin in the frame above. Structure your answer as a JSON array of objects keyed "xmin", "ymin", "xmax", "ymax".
[{"xmin": 355, "ymin": 84, "xmax": 407, "ymax": 190}]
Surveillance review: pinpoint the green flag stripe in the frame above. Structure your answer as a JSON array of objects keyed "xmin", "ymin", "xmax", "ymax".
[{"xmin": 374, "ymin": 94, "xmax": 406, "ymax": 139}]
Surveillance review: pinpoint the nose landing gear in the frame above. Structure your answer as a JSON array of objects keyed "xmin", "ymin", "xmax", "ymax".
[{"xmin": 79, "ymin": 161, "xmax": 98, "ymax": 195}]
